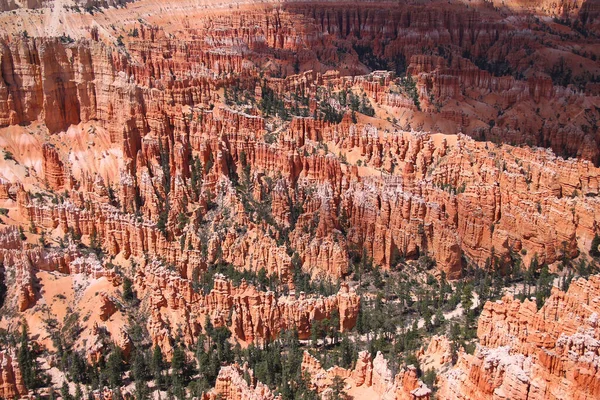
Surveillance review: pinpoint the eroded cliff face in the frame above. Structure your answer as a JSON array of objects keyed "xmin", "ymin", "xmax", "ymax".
[
  {"xmin": 0, "ymin": 224, "xmax": 359, "ymax": 360},
  {"xmin": 439, "ymin": 276, "xmax": 600, "ymax": 399},
  {"xmin": 0, "ymin": 1, "xmax": 598, "ymax": 399},
  {"xmin": 300, "ymin": 350, "xmax": 432, "ymax": 400},
  {"xmin": 203, "ymin": 364, "xmax": 281, "ymax": 400},
  {"xmin": 0, "ymin": 351, "xmax": 25, "ymax": 399},
  {"xmin": 13, "ymin": 119, "xmax": 600, "ymax": 280},
  {"xmin": 0, "ymin": 0, "xmax": 597, "ymax": 280},
  {"xmin": 2, "ymin": 1, "xmax": 599, "ymax": 157},
  {"xmin": 136, "ymin": 267, "xmax": 359, "ymax": 355}
]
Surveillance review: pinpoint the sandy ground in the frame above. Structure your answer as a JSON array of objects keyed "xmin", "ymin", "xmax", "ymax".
[
  {"xmin": 346, "ymin": 381, "xmax": 380, "ymax": 400},
  {"xmin": 0, "ymin": 121, "xmax": 124, "ymax": 191},
  {"xmin": 0, "ymin": 267, "xmax": 126, "ymax": 356}
]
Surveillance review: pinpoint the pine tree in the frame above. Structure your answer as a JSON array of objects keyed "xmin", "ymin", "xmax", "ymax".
[
  {"xmin": 89, "ymin": 227, "xmax": 101, "ymax": 253},
  {"xmin": 461, "ymin": 283, "xmax": 473, "ymax": 312},
  {"xmin": 132, "ymin": 350, "xmax": 149, "ymax": 382},
  {"xmin": 329, "ymin": 375, "xmax": 348, "ymax": 400},
  {"xmin": 339, "ymin": 335, "xmax": 354, "ymax": 369},
  {"xmin": 105, "ymin": 346, "xmax": 124, "ymax": 388},
  {"xmin": 204, "ymin": 315, "xmax": 214, "ymax": 347},
  {"xmin": 356, "ymin": 303, "xmax": 365, "ymax": 334},
  {"xmin": 68, "ymin": 351, "xmax": 88, "ymax": 383},
  {"xmin": 74, "ymin": 384, "xmax": 83, "ymax": 400},
  {"xmin": 213, "ymin": 326, "xmax": 233, "ymax": 364},
  {"xmin": 423, "ymin": 368, "xmax": 437, "ymax": 388},
  {"xmin": 196, "ymin": 334, "xmax": 217, "ymax": 387},
  {"xmin": 590, "ymin": 234, "xmax": 600, "ymax": 258},
  {"xmin": 151, "ymin": 345, "xmax": 165, "ymax": 390},
  {"xmin": 61, "ymin": 380, "xmax": 72, "ymax": 400},
  {"xmin": 423, "ymin": 311, "xmax": 433, "ymax": 332},
  {"xmin": 122, "ymin": 277, "xmax": 135, "ymax": 302},
  {"xmin": 171, "ymin": 342, "xmax": 187, "ymax": 399},
  {"xmin": 18, "ymin": 322, "xmax": 38, "ymax": 389},
  {"xmin": 311, "ymin": 320, "xmax": 321, "ymax": 347},
  {"xmin": 435, "ymin": 308, "xmax": 445, "ymax": 328},
  {"xmin": 135, "ymin": 379, "xmax": 150, "ymax": 400}
]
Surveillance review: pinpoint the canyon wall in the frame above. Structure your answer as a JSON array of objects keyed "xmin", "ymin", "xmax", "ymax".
[
  {"xmin": 439, "ymin": 276, "xmax": 600, "ymax": 399},
  {"xmin": 301, "ymin": 350, "xmax": 432, "ymax": 400},
  {"xmin": 0, "ymin": 351, "xmax": 25, "ymax": 399},
  {"xmin": 137, "ymin": 266, "xmax": 360, "ymax": 355},
  {"xmin": 0, "ymin": 1, "xmax": 597, "ymax": 282},
  {"xmin": 204, "ymin": 364, "xmax": 280, "ymax": 400}
]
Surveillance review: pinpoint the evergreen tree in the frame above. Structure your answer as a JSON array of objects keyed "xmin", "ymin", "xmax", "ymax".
[
  {"xmin": 196, "ymin": 333, "xmax": 218, "ymax": 387},
  {"xmin": 526, "ymin": 254, "xmax": 539, "ymax": 285},
  {"xmin": 105, "ymin": 347, "xmax": 124, "ymax": 388},
  {"xmin": 423, "ymin": 311, "xmax": 433, "ymax": 332},
  {"xmin": 74, "ymin": 384, "xmax": 83, "ymax": 400},
  {"xmin": 339, "ymin": 335, "xmax": 354, "ymax": 369},
  {"xmin": 170, "ymin": 342, "xmax": 188, "ymax": 399},
  {"xmin": 68, "ymin": 351, "xmax": 88, "ymax": 384},
  {"xmin": 423, "ymin": 368, "xmax": 437, "ymax": 388},
  {"xmin": 135, "ymin": 380, "xmax": 150, "ymax": 400},
  {"xmin": 590, "ymin": 234, "xmax": 600, "ymax": 258},
  {"xmin": 61, "ymin": 380, "xmax": 72, "ymax": 400},
  {"xmin": 372, "ymin": 266, "xmax": 384, "ymax": 289},
  {"xmin": 435, "ymin": 308, "xmax": 445, "ymax": 328},
  {"xmin": 151, "ymin": 345, "xmax": 165, "ymax": 390},
  {"xmin": 204, "ymin": 315, "xmax": 214, "ymax": 347},
  {"xmin": 131, "ymin": 350, "xmax": 149, "ymax": 382},
  {"xmin": 461, "ymin": 283, "xmax": 473, "ymax": 312},
  {"xmin": 535, "ymin": 265, "xmax": 553, "ymax": 308},
  {"xmin": 311, "ymin": 320, "xmax": 321, "ymax": 347},
  {"xmin": 213, "ymin": 326, "xmax": 233, "ymax": 364},
  {"xmin": 18, "ymin": 322, "xmax": 39, "ymax": 390},
  {"xmin": 329, "ymin": 375, "xmax": 347, "ymax": 400},
  {"xmin": 122, "ymin": 278, "xmax": 135, "ymax": 302},
  {"xmin": 356, "ymin": 303, "xmax": 365, "ymax": 334}
]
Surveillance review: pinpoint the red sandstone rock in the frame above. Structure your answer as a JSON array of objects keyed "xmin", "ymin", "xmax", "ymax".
[
  {"xmin": 42, "ymin": 143, "xmax": 67, "ymax": 190},
  {"xmin": 0, "ymin": 3, "xmax": 597, "ymax": 399},
  {"xmin": 0, "ymin": 351, "xmax": 26, "ymax": 399},
  {"xmin": 301, "ymin": 351, "xmax": 332, "ymax": 393},
  {"xmin": 418, "ymin": 335, "xmax": 452, "ymax": 372},
  {"xmin": 204, "ymin": 364, "xmax": 280, "ymax": 400},
  {"xmin": 439, "ymin": 276, "xmax": 600, "ymax": 399},
  {"xmin": 301, "ymin": 349, "xmax": 431, "ymax": 400},
  {"xmin": 136, "ymin": 265, "xmax": 359, "ymax": 357},
  {"xmin": 98, "ymin": 293, "xmax": 117, "ymax": 321},
  {"xmin": 351, "ymin": 350, "xmax": 373, "ymax": 387},
  {"xmin": 92, "ymin": 386, "xmax": 132, "ymax": 400}
]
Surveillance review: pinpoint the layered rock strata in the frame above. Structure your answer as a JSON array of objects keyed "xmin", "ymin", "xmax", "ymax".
[
  {"xmin": 137, "ymin": 268, "xmax": 359, "ymax": 356},
  {"xmin": 301, "ymin": 350, "xmax": 432, "ymax": 400},
  {"xmin": 439, "ymin": 276, "xmax": 600, "ymax": 399},
  {"xmin": 0, "ymin": 351, "xmax": 25, "ymax": 399},
  {"xmin": 203, "ymin": 364, "xmax": 280, "ymax": 400}
]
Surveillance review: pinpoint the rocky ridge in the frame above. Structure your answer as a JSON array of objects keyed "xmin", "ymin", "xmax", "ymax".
[
  {"xmin": 439, "ymin": 276, "xmax": 600, "ymax": 399},
  {"xmin": 0, "ymin": 1, "xmax": 598, "ymax": 399},
  {"xmin": 301, "ymin": 350, "xmax": 432, "ymax": 400}
]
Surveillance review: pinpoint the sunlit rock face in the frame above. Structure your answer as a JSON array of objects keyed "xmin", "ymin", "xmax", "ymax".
[
  {"xmin": 0, "ymin": 0, "xmax": 598, "ymax": 399},
  {"xmin": 439, "ymin": 276, "xmax": 600, "ymax": 400}
]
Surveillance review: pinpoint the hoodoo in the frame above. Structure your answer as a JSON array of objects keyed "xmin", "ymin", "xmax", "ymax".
[{"xmin": 0, "ymin": 0, "xmax": 598, "ymax": 399}]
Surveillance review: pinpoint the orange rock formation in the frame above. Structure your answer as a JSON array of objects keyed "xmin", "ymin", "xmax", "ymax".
[
  {"xmin": 439, "ymin": 276, "xmax": 600, "ymax": 399},
  {"xmin": 0, "ymin": 351, "xmax": 25, "ymax": 399},
  {"xmin": 301, "ymin": 350, "xmax": 431, "ymax": 400},
  {"xmin": 204, "ymin": 364, "xmax": 280, "ymax": 400},
  {"xmin": 0, "ymin": 1, "xmax": 598, "ymax": 398},
  {"xmin": 137, "ymin": 267, "xmax": 359, "ymax": 356}
]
